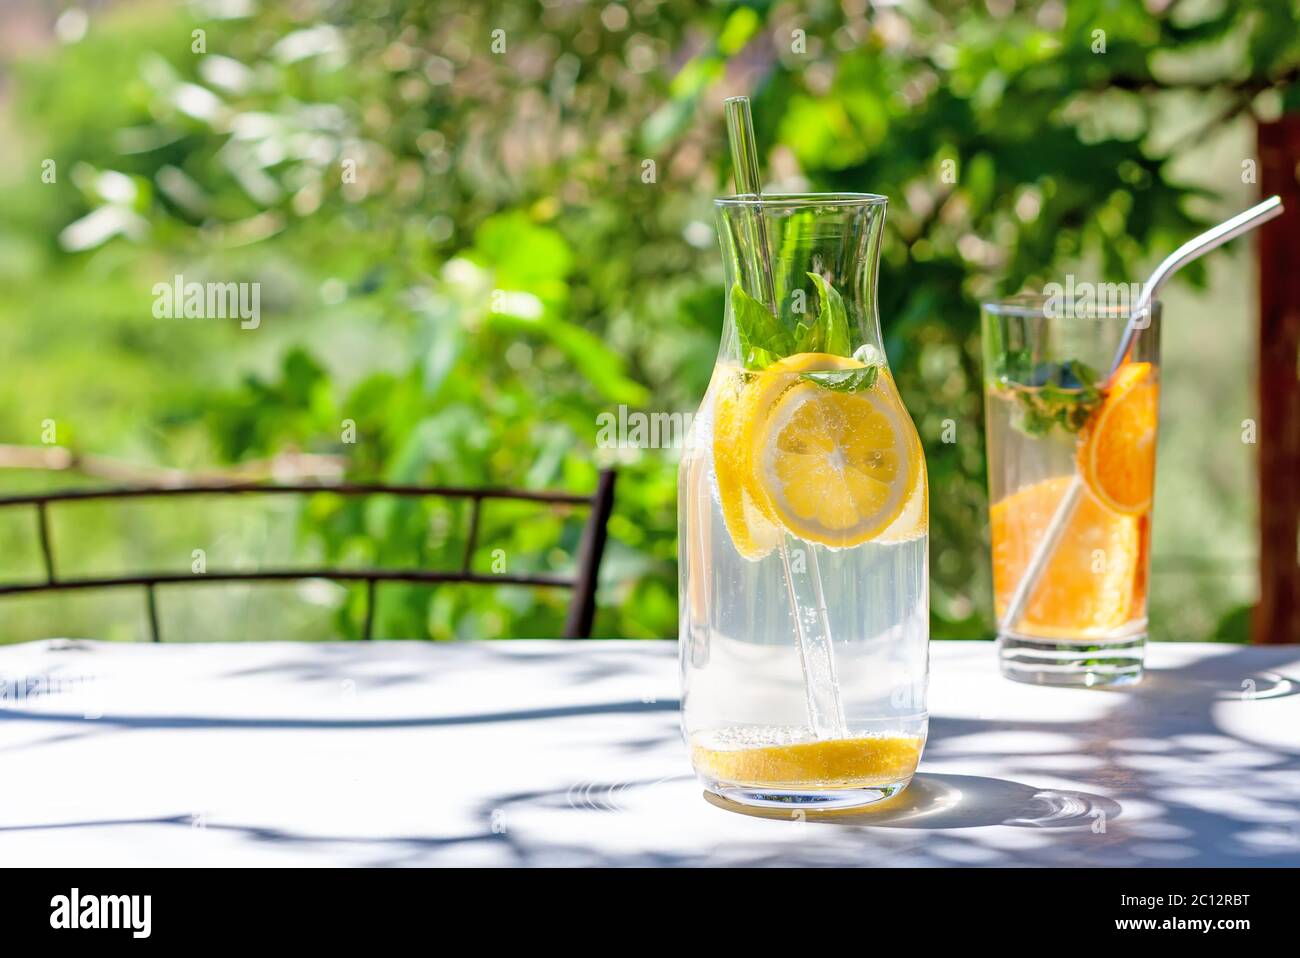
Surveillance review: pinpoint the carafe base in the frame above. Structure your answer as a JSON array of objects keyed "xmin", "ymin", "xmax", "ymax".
[{"xmin": 703, "ymin": 777, "xmax": 912, "ymax": 811}]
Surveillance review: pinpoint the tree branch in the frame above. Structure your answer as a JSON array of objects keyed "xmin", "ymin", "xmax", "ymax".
[{"xmin": 1102, "ymin": 65, "xmax": 1300, "ymax": 95}]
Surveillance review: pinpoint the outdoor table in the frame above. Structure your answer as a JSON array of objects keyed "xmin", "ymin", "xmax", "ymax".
[{"xmin": 1, "ymin": 638, "xmax": 1297, "ymax": 867}]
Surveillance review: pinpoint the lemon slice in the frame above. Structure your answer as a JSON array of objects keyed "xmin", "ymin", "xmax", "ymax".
[
  {"xmin": 712, "ymin": 354, "xmax": 848, "ymax": 558},
  {"xmin": 712, "ymin": 371, "xmax": 783, "ymax": 560},
  {"xmin": 751, "ymin": 358, "xmax": 921, "ymax": 549}
]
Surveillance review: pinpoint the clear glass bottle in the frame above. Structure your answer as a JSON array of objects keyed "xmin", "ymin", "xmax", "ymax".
[{"xmin": 679, "ymin": 193, "xmax": 929, "ymax": 809}]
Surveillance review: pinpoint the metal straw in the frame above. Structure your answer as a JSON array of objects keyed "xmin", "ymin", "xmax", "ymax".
[
  {"xmin": 723, "ymin": 96, "xmax": 847, "ymax": 740},
  {"xmin": 1000, "ymin": 196, "xmax": 1285, "ymax": 635}
]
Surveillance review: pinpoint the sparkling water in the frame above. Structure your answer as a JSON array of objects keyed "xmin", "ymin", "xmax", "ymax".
[{"xmin": 678, "ymin": 366, "xmax": 929, "ymax": 803}]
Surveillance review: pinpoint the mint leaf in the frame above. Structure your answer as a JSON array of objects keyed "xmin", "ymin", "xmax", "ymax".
[
  {"xmin": 800, "ymin": 273, "xmax": 852, "ymax": 357},
  {"xmin": 1066, "ymin": 359, "xmax": 1101, "ymax": 401},
  {"xmin": 1011, "ymin": 398, "xmax": 1058, "ymax": 437},
  {"xmin": 792, "ymin": 313, "xmax": 814, "ymax": 352},
  {"xmin": 731, "ymin": 283, "xmax": 792, "ymax": 369},
  {"xmin": 996, "ymin": 356, "xmax": 1104, "ymax": 437},
  {"xmin": 801, "ymin": 365, "xmax": 879, "ymax": 393},
  {"xmin": 1001, "ymin": 361, "xmax": 1103, "ymax": 437}
]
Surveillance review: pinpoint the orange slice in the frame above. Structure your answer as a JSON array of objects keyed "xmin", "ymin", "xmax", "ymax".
[
  {"xmin": 1077, "ymin": 361, "xmax": 1159, "ymax": 515},
  {"xmin": 991, "ymin": 475, "xmax": 1139, "ymax": 636}
]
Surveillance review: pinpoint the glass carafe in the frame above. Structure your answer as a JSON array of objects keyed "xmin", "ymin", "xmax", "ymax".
[{"xmin": 679, "ymin": 193, "xmax": 929, "ymax": 809}]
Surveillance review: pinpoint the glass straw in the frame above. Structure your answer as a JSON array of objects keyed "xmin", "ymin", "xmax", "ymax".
[{"xmin": 724, "ymin": 96, "xmax": 847, "ymax": 740}]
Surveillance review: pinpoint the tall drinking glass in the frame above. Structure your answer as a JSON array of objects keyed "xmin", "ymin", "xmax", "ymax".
[
  {"xmin": 982, "ymin": 294, "xmax": 1161, "ymax": 687},
  {"xmin": 679, "ymin": 194, "xmax": 929, "ymax": 809}
]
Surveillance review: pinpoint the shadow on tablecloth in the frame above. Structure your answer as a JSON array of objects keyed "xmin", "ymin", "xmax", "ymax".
[{"xmin": 702, "ymin": 772, "xmax": 1122, "ymax": 830}]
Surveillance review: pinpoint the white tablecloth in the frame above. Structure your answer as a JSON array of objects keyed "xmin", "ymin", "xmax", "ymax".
[{"xmin": 1, "ymin": 639, "xmax": 1297, "ymax": 867}]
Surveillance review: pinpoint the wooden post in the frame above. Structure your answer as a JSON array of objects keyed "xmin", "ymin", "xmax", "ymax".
[{"xmin": 1255, "ymin": 115, "xmax": 1300, "ymax": 644}]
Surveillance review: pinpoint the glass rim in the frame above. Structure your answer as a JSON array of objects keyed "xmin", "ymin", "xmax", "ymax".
[
  {"xmin": 713, "ymin": 191, "xmax": 888, "ymax": 209},
  {"xmin": 981, "ymin": 292, "xmax": 1163, "ymax": 321}
]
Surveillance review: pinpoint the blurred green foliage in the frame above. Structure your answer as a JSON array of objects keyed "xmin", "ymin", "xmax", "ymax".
[{"xmin": 0, "ymin": 0, "xmax": 1296, "ymax": 640}]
